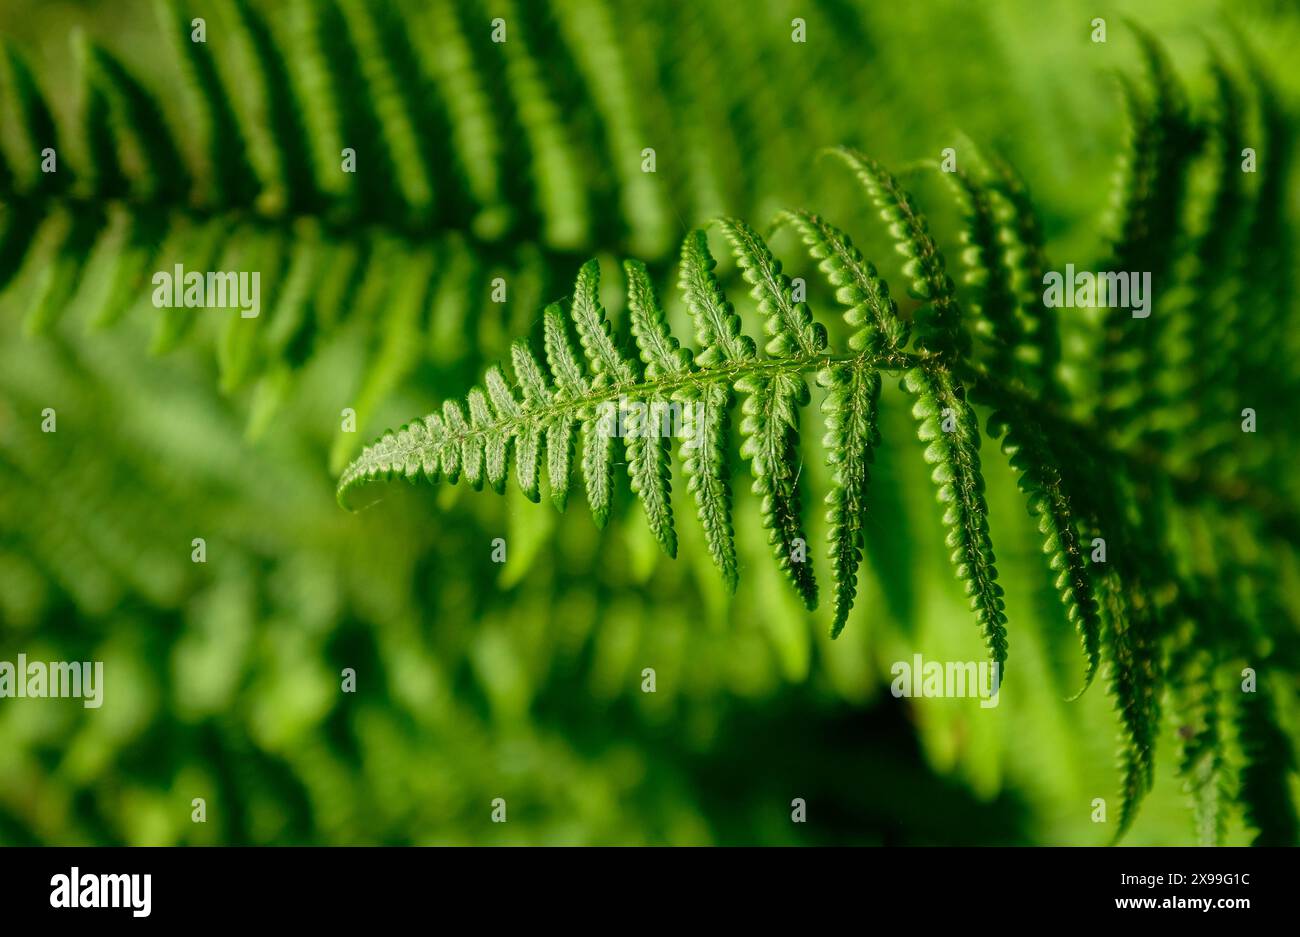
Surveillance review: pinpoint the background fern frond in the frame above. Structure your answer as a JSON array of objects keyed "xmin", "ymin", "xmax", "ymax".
[
  {"xmin": 1235, "ymin": 672, "xmax": 1300, "ymax": 846},
  {"xmin": 987, "ymin": 409, "xmax": 1100, "ymax": 695}
]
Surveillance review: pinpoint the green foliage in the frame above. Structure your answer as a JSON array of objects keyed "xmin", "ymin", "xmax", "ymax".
[
  {"xmin": 1235, "ymin": 675, "xmax": 1300, "ymax": 846},
  {"xmin": 1, "ymin": 1, "xmax": 1298, "ymax": 847},
  {"xmin": 337, "ymin": 27, "xmax": 1300, "ymax": 836},
  {"xmin": 0, "ymin": 0, "xmax": 878, "ymax": 453}
]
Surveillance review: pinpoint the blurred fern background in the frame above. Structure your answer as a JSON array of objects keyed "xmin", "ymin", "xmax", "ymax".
[{"xmin": 0, "ymin": 0, "xmax": 1298, "ymax": 845}]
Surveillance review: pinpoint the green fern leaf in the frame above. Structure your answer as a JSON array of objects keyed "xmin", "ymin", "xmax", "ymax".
[
  {"xmin": 737, "ymin": 369, "xmax": 817, "ymax": 609},
  {"xmin": 677, "ymin": 228, "xmax": 755, "ymax": 366},
  {"xmin": 623, "ymin": 259, "xmax": 680, "ymax": 556},
  {"xmin": 820, "ymin": 360, "xmax": 881, "ymax": 636},
  {"xmin": 772, "ymin": 208, "xmax": 909, "ymax": 354},
  {"xmin": 1101, "ymin": 567, "xmax": 1163, "ymax": 841},
  {"xmin": 0, "ymin": 42, "xmax": 64, "ymax": 197},
  {"xmin": 717, "ymin": 216, "xmax": 826, "ymax": 357},
  {"xmin": 86, "ymin": 44, "xmax": 187, "ymax": 202},
  {"xmin": 1235, "ymin": 674, "xmax": 1300, "ymax": 846},
  {"xmin": 829, "ymin": 146, "xmax": 966, "ymax": 359},
  {"xmin": 718, "ymin": 218, "xmax": 820, "ymax": 608},
  {"xmin": 675, "ymin": 230, "xmax": 748, "ymax": 587},
  {"xmin": 829, "ymin": 151, "xmax": 1007, "ymax": 664},
  {"xmin": 976, "ymin": 147, "xmax": 1058, "ymax": 399},
  {"xmin": 905, "ymin": 366, "xmax": 1008, "ymax": 667},
  {"xmin": 542, "ymin": 303, "xmax": 584, "ymax": 512},
  {"xmin": 1169, "ymin": 641, "xmax": 1227, "ymax": 847},
  {"xmin": 571, "ymin": 259, "xmax": 633, "ymax": 528},
  {"xmin": 936, "ymin": 157, "xmax": 1022, "ymax": 376},
  {"xmin": 988, "ymin": 409, "xmax": 1101, "ymax": 693},
  {"xmin": 1100, "ymin": 27, "xmax": 1201, "ymax": 436},
  {"xmin": 570, "ymin": 258, "xmax": 636, "ymax": 386},
  {"xmin": 509, "ymin": 339, "xmax": 554, "ymax": 504}
]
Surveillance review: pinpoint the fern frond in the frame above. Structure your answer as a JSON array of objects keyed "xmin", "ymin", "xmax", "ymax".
[
  {"xmin": 677, "ymin": 229, "xmax": 756, "ymax": 367},
  {"xmin": 0, "ymin": 43, "xmax": 63, "ymax": 197},
  {"xmin": 570, "ymin": 258, "xmax": 636, "ymax": 386},
  {"xmin": 772, "ymin": 209, "xmax": 909, "ymax": 354},
  {"xmin": 1097, "ymin": 534, "xmax": 1164, "ymax": 841},
  {"xmin": 904, "ymin": 366, "xmax": 1008, "ymax": 667},
  {"xmin": 342, "ymin": 217, "xmax": 911, "ymax": 615},
  {"xmin": 736, "ymin": 369, "xmax": 818, "ymax": 609},
  {"xmin": 717, "ymin": 217, "xmax": 827, "ymax": 358},
  {"xmin": 718, "ymin": 218, "xmax": 820, "ymax": 608},
  {"xmin": 828, "ymin": 146, "xmax": 967, "ymax": 359},
  {"xmin": 623, "ymin": 260, "xmax": 680, "ymax": 556},
  {"xmin": 85, "ymin": 43, "xmax": 188, "ymax": 202},
  {"xmin": 542, "ymin": 303, "xmax": 584, "ymax": 512},
  {"xmin": 1168, "ymin": 637, "xmax": 1228, "ymax": 846},
  {"xmin": 675, "ymin": 232, "xmax": 745, "ymax": 588},
  {"xmin": 820, "ymin": 360, "xmax": 881, "ymax": 636},
  {"xmin": 974, "ymin": 147, "xmax": 1057, "ymax": 397},
  {"xmin": 988, "ymin": 410, "xmax": 1100, "ymax": 694},
  {"xmin": 0, "ymin": 3, "xmax": 1294, "ymax": 848},
  {"xmin": 1235, "ymin": 673, "xmax": 1300, "ymax": 846},
  {"xmin": 936, "ymin": 157, "xmax": 1022, "ymax": 376},
  {"xmin": 774, "ymin": 208, "xmax": 907, "ymax": 632},
  {"xmin": 1100, "ymin": 27, "xmax": 1201, "ymax": 437},
  {"xmin": 827, "ymin": 152, "xmax": 1007, "ymax": 664},
  {"xmin": 338, "ymin": 152, "xmax": 1045, "ymax": 661}
]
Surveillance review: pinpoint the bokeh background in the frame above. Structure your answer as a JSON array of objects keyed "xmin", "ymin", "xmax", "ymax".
[{"xmin": 0, "ymin": 0, "xmax": 1297, "ymax": 844}]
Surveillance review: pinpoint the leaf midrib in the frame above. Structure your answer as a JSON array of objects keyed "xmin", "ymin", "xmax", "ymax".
[{"xmin": 341, "ymin": 349, "xmax": 910, "ymax": 488}]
